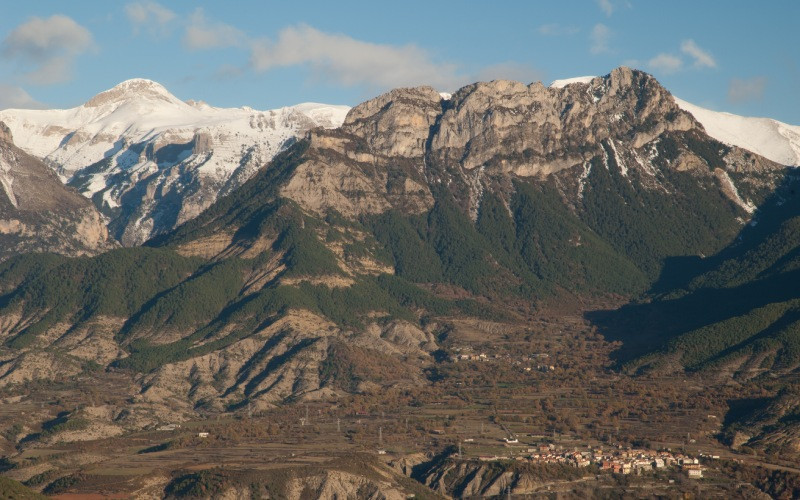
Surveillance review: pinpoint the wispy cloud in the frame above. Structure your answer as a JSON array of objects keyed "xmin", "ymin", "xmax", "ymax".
[
  {"xmin": 646, "ymin": 38, "xmax": 716, "ymax": 76},
  {"xmin": 249, "ymin": 24, "xmax": 463, "ymax": 90},
  {"xmin": 183, "ymin": 8, "xmax": 245, "ymax": 50},
  {"xmin": 597, "ymin": 0, "xmax": 614, "ymax": 16},
  {"xmin": 537, "ymin": 24, "xmax": 579, "ymax": 36},
  {"xmin": 648, "ymin": 53, "xmax": 683, "ymax": 74},
  {"xmin": 124, "ymin": 1, "xmax": 175, "ymax": 37},
  {"xmin": 728, "ymin": 76, "xmax": 767, "ymax": 103},
  {"xmin": 680, "ymin": 39, "xmax": 716, "ymax": 68},
  {"xmin": 590, "ymin": 24, "xmax": 612, "ymax": 54},
  {"xmin": 1, "ymin": 15, "xmax": 93, "ymax": 85},
  {"xmin": 0, "ymin": 84, "xmax": 45, "ymax": 110}
]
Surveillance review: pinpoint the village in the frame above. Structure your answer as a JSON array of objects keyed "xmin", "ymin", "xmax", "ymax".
[
  {"xmin": 471, "ymin": 441, "xmax": 713, "ymax": 478},
  {"xmin": 449, "ymin": 346, "xmax": 557, "ymax": 372}
]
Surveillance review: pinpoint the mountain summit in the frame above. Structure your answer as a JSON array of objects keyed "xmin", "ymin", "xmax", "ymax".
[
  {"xmin": 550, "ymin": 74, "xmax": 800, "ymax": 167},
  {"xmin": 83, "ymin": 78, "xmax": 183, "ymax": 108}
]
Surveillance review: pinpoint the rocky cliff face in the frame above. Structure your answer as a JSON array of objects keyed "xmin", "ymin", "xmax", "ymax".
[
  {"xmin": 0, "ymin": 121, "xmax": 115, "ymax": 260},
  {"xmin": 429, "ymin": 68, "xmax": 695, "ymax": 174}
]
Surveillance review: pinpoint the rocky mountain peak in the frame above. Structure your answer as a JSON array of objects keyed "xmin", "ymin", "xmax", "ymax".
[
  {"xmin": 344, "ymin": 86, "xmax": 442, "ymax": 124},
  {"xmin": 429, "ymin": 67, "xmax": 697, "ymax": 178},
  {"xmin": 342, "ymin": 86, "xmax": 443, "ymax": 158},
  {"xmin": 334, "ymin": 67, "xmax": 697, "ymax": 181}
]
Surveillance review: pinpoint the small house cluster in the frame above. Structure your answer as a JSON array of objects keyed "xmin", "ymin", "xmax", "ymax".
[
  {"xmin": 453, "ymin": 352, "xmax": 489, "ymax": 362},
  {"xmin": 156, "ymin": 423, "xmax": 181, "ymax": 431},
  {"xmin": 449, "ymin": 347, "xmax": 557, "ymax": 372},
  {"xmin": 478, "ymin": 446, "xmax": 706, "ymax": 478}
]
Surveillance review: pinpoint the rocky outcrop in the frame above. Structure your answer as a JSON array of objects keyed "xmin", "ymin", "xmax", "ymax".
[
  {"xmin": 343, "ymin": 86, "xmax": 443, "ymax": 158},
  {"xmin": 0, "ymin": 121, "xmax": 116, "ymax": 260},
  {"xmin": 0, "ymin": 122, "xmax": 12, "ymax": 143},
  {"xmin": 285, "ymin": 469, "xmax": 409, "ymax": 500},
  {"xmin": 160, "ymin": 455, "xmax": 440, "ymax": 500},
  {"xmin": 192, "ymin": 131, "xmax": 213, "ymax": 155}
]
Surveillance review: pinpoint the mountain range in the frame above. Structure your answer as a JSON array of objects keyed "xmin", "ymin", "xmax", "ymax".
[
  {"xmin": 1, "ymin": 72, "xmax": 797, "ymax": 253},
  {"xmin": 2, "ymin": 66, "xmax": 800, "ymax": 464}
]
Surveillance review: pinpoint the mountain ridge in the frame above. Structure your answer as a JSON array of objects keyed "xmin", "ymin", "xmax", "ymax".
[
  {"xmin": 4, "ymin": 67, "xmax": 800, "ymax": 496},
  {"xmin": 674, "ymin": 97, "xmax": 800, "ymax": 167},
  {"xmin": 1, "ymin": 70, "xmax": 795, "ymax": 250}
]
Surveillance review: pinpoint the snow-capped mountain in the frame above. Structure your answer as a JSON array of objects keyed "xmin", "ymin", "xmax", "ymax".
[
  {"xmin": 550, "ymin": 74, "xmax": 800, "ymax": 167},
  {"xmin": 0, "ymin": 79, "xmax": 350, "ymax": 245}
]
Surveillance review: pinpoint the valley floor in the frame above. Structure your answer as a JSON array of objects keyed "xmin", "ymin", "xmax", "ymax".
[{"xmin": 1, "ymin": 302, "xmax": 798, "ymax": 498}]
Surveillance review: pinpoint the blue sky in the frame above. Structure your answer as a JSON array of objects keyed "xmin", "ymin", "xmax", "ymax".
[{"xmin": 0, "ymin": 1, "xmax": 797, "ymax": 124}]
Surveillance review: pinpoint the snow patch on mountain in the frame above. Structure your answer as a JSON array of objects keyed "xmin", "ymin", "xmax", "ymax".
[
  {"xmin": 0, "ymin": 166, "xmax": 17, "ymax": 208},
  {"xmin": 577, "ymin": 161, "xmax": 591, "ymax": 200},
  {"xmin": 608, "ymin": 139, "xmax": 627, "ymax": 177},
  {"xmin": 549, "ymin": 76, "xmax": 595, "ymax": 88},
  {"xmin": 714, "ymin": 168, "xmax": 756, "ymax": 214}
]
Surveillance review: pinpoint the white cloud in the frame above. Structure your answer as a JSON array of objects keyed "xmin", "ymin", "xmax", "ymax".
[
  {"xmin": 537, "ymin": 24, "xmax": 579, "ymax": 36},
  {"xmin": 1, "ymin": 15, "xmax": 93, "ymax": 85},
  {"xmin": 597, "ymin": 0, "xmax": 614, "ymax": 16},
  {"xmin": 680, "ymin": 39, "xmax": 716, "ymax": 69},
  {"xmin": 648, "ymin": 53, "xmax": 683, "ymax": 74},
  {"xmin": 728, "ymin": 76, "xmax": 767, "ymax": 103},
  {"xmin": 249, "ymin": 24, "xmax": 462, "ymax": 90},
  {"xmin": 125, "ymin": 2, "xmax": 176, "ymax": 37},
  {"xmin": 590, "ymin": 24, "xmax": 612, "ymax": 54},
  {"xmin": 183, "ymin": 8, "xmax": 245, "ymax": 50},
  {"xmin": 0, "ymin": 84, "xmax": 45, "ymax": 110},
  {"xmin": 644, "ymin": 39, "xmax": 714, "ymax": 76}
]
